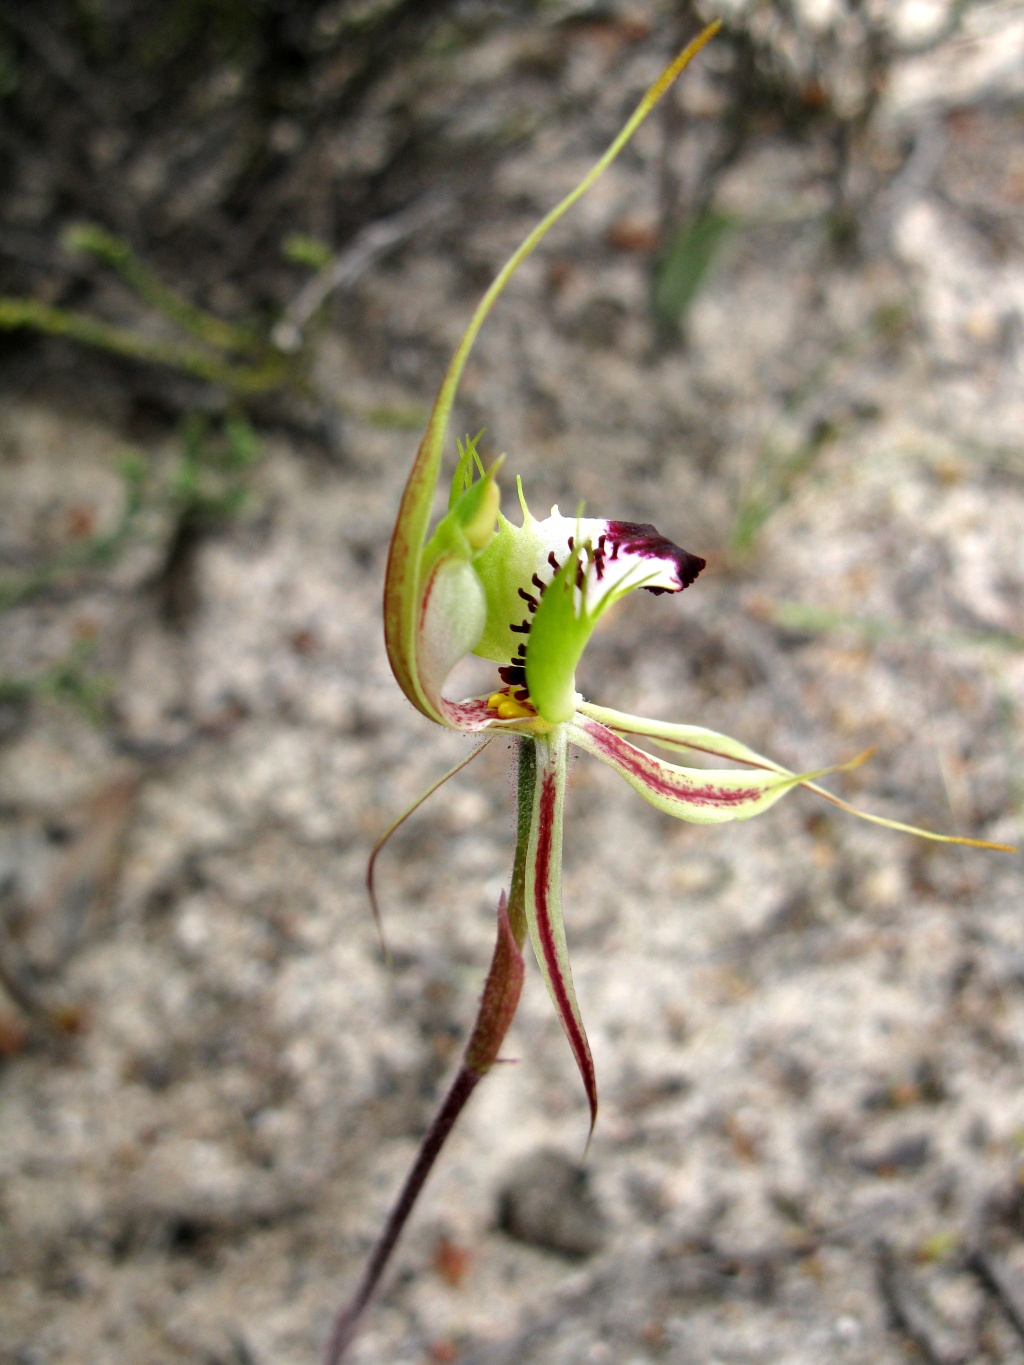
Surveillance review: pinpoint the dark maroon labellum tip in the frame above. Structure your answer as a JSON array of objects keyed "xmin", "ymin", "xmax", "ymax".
[{"xmin": 603, "ymin": 521, "xmax": 705, "ymax": 593}]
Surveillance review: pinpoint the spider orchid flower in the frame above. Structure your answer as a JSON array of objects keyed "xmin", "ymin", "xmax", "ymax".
[
  {"xmin": 378, "ymin": 53, "xmax": 1012, "ymax": 1135},
  {"xmin": 327, "ymin": 23, "xmax": 1013, "ymax": 1362},
  {"xmin": 383, "ymin": 436, "xmax": 1013, "ymax": 1127}
]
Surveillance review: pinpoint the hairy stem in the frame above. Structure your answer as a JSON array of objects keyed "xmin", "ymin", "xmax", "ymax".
[{"xmin": 507, "ymin": 736, "xmax": 536, "ymax": 950}]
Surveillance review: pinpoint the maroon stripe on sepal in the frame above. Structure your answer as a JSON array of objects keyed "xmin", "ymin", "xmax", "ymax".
[
  {"xmin": 578, "ymin": 717, "xmax": 763, "ymax": 807},
  {"xmin": 533, "ymin": 769, "xmax": 598, "ymax": 1132}
]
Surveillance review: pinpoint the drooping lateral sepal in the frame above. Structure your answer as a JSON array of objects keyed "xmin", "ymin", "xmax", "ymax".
[
  {"xmin": 576, "ymin": 704, "xmax": 1016, "ymax": 852},
  {"xmin": 569, "ymin": 714, "xmax": 863, "ymax": 825},
  {"xmin": 524, "ymin": 727, "xmax": 598, "ymax": 1134}
]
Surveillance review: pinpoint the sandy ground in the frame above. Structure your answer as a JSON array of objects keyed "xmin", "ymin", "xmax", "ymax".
[{"xmin": 2, "ymin": 4, "xmax": 1024, "ymax": 1363}]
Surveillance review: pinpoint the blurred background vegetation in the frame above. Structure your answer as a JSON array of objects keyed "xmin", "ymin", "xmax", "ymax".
[
  {"xmin": 0, "ymin": 0, "xmax": 945, "ymax": 411},
  {"xmin": 2, "ymin": 5, "xmax": 1023, "ymax": 1363}
]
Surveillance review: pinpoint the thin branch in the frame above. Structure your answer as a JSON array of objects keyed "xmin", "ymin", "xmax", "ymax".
[
  {"xmin": 272, "ymin": 191, "xmax": 452, "ymax": 353},
  {"xmin": 64, "ymin": 224, "xmax": 251, "ymax": 355},
  {"xmin": 366, "ymin": 739, "xmax": 493, "ymax": 955},
  {"xmin": 0, "ymin": 297, "xmax": 290, "ymax": 395}
]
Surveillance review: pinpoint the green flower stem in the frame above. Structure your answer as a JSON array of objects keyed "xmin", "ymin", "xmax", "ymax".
[{"xmin": 507, "ymin": 736, "xmax": 536, "ymax": 950}]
